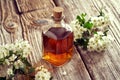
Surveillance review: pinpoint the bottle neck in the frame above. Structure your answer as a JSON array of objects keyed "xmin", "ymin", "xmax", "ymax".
[{"xmin": 53, "ymin": 18, "xmax": 62, "ymax": 28}]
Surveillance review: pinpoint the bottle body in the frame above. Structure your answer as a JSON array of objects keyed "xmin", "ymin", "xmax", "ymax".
[{"xmin": 42, "ymin": 27, "xmax": 74, "ymax": 66}]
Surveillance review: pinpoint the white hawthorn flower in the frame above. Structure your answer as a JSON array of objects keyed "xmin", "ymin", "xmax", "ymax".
[
  {"xmin": 70, "ymin": 20, "xmax": 87, "ymax": 40},
  {"xmin": 14, "ymin": 40, "xmax": 31, "ymax": 58},
  {"xmin": 35, "ymin": 71, "xmax": 51, "ymax": 80},
  {"xmin": 0, "ymin": 39, "xmax": 31, "ymax": 63},
  {"xmin": 90, "ymin": 15, "xmax": 110, "ymax": 30},
  {"xmin": 9, "ymin": 54, "xmax": 17, "ymax": 62},
  {"xmin": 0, "ymin": 52, "xmax": 4, "ymax": 59},
  {"xmin": 14, "ymin": 60, "xmax": 24, "ymax": 69},
  {"xmin": 4, "ymin": 59, "xmax": 10, "ymax": 65},
  {"xmin": 87, "ymin": 31, "xmax": 112, "ymax": 52},
  {"xmin": 0, "ymin": 46, "xmax": 9, "ymax": 59},
  {"xmin": 7, "ymin": 68, "xmax": 14, "ymax": 76},
  {"xmin": 97, "ymin": 31, "xmax": 104, "ymax": 36},
  {"xmin": 35, "ymin": 65, "xmax": 51, "ymax": 80},
  {"xmin": 4, "ymin": 44, "xmax": 14, "ymax": 51}
]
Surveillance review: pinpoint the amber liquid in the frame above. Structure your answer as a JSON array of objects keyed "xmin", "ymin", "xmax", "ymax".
[{"xmin": 43, "ymin": 27, "xmax": 73, "ymax": 66}]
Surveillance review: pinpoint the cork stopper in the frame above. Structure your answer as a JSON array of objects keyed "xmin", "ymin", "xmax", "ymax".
[{"xmin": 53, "ymin": 7, "xmax": 63, "ymax": 20}]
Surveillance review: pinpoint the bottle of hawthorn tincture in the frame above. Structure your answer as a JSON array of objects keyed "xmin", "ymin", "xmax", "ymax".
[{"xmin": 42, "ymin": 7, "xmax": 74, "ymax": 66}]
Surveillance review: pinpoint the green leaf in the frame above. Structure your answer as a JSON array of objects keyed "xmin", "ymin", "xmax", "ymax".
[
  {"xmin": 94, "ymin": 31, "xmax": 97, "ymax": 34},
  {"xmin": 0, "ymin": 58, "xmax": 5, "ymax": 65},
  {"xmin": 14, "ymin": 68, "xmax": 25, "ymax": 74},
  {"xmin": 21, "ymin": 58, "xmax": 32, "ymax": 67},
  {"xmin": 28, "ymin": 67, "xmax": 35, "ymax": 74},
  {"xmin": 13, "ymin": 65, "xmax": 26, "ymax": 74},
  {"xmin": 4, "ymin": 50, "xmax": 14, "ymax": 59},
  {"xmin": 76, "ymin": 13, "xmax": 87, "ymax": 26},
  {"xmin": 76, "ymin": 38, "xmax": 89, "ymax": 50},
  {"xmin": 9, "ymin": 50, "xmax": 14, "ymax": 56},
  {"xmin": 84, "ymin": 21, "xmax": 93, "ymax": 29}
]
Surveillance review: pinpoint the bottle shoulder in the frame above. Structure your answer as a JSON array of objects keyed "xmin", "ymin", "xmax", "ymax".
[{"xmin": 43, "ymin": 27, "xmax": 73, "ymax": 40}]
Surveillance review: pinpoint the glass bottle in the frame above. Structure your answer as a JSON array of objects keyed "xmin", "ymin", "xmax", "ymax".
[{"xmin": 42, "ymin": 7, "xmax": 74, "ymax": 66}]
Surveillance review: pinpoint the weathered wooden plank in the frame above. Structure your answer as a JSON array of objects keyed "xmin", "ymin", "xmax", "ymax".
[
  {"xmin": 77, "ymin": 47, "xmax": 120, "ymax": 80},
  {"xmin": 0, "ymin": 0, "xmax": 23, "ymax": 43},
  {"xmin": 53, "ymin": 0, "xmax": 99, "ymax": 23},
  {"xmin": 52, "ymin": 47, "xmax": 91, "ymax": 80},
  {"xmin": 20, "ymin": 1, "xmax": 92, "ymax": 79},
  {"xmin": 15, "ymin": 0, "xmax": 55, "ymax": 13},
  {"xmin": 20, "ymin": 8, "xmax": 53, "ymax": 67},
  {"xmin": 0, "ymin": 0, "xmax": 23, "ymax": 77},
  {"xmin": 55, "ymin": 0, "xmax": 120, "ymax": 80}
]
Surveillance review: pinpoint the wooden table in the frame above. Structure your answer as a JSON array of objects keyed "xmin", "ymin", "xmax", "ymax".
[{"xmin": 0, "ymin": 0, "xmax": 120, "ymax": 80}]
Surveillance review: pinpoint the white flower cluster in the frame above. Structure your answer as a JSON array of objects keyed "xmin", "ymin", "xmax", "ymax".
[
  {"xmin": 7, "ymin": 68, "xmax": 14, "ymax": 76},
  {"xmin": 0, "ymin": 39, "xmax": 31, "ymax": 77},
  {"xmin": 14, "ymin": 39, "xmax": 31, "ymax": 58},
  {"xmin": 90, "ymin": 15, "xmax": 110, "ymax": 30},
  {"xmin": 87, "ymin": 32, "xmax": 112, "ymax": 52},
  {"xmin": 70, "ymin": 12, "xmax": 112, "ymax": 52},
  {"xmin": 14, "ymin": 60, "xmax": 24, "ymax": 69},
  {"xmin": 0, "ymin": 39, "xmax": 31, "ymax": 63},
  {"xmin": 6, "ymin": 59, "xmax": 25, "ymax": 77},
  {"xmin": 70, "ymin": 20, "xmax": 87, "ymax": 40},
  {"xmin": 0, "ymin": 45, "xmax": 9, "ymax": 59},
  {"xmin": 35, "ymin": 65, "xmax": 51, "ymax": 80}
]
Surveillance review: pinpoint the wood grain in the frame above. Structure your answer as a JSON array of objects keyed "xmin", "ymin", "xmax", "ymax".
[
  {"xmin": 55, "ymin": 0, "xmax": 120, "ymax": 80},
  {"xmin": 0, "ymin": 0, "xmax": 22, "ymax": 43},
  {"xmin": 53, "ymin": 0, "xmax": 99, "ymax": 23},
  {"xmin": 15, "ymin": 0, "xmax": 55, "ymax": 13},
  {"xmin": 52, "ymin": 47, "xmax": 91, "ymax": 80},
  {"xmin": 20, "ymin": 7, "xmax": 53, "ymax": 64},
  {"xmin": 0, "ymin": 0, "xmax": 23, "ymax": 77}
]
